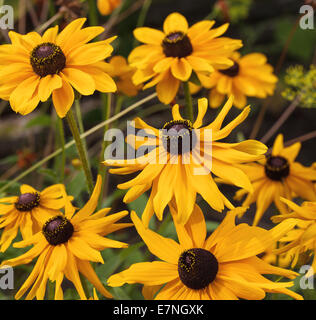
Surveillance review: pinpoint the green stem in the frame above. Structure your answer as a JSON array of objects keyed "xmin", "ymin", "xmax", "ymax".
[
  {"xmin": 57, "ymin": 117, "xmax": 65, "ymax": 182},
  {"xmin": 183, "ymin": 81, "xmax": 193, "ymax": 121},
  {"xmin": 133, "ymin": 0, "xmax": 152, "ymax": 48},
  {"xmin": 66, "ymin": 108, "xmax": 94, "ymax": 195},
  {"xmin": 98, "ymin": 93, "xmax": 112, "ymax": 207},
  {"xmin": 113, "ymin": 95, "xmax": 124, "ymax": 125},
  {"xmin": 88, "ymin": 0, "xmax": 98, "ymax": 26},
  {"xmin": 75, "ymin": 99, "xmax": 85, "ymax": 135},
  {"xmin": 74, "ymin": 99, "xmax": 90, "ymax": 166},
  {"xmin": 98, "ymin": 93, "xmax": 112, "ymax": 171}
]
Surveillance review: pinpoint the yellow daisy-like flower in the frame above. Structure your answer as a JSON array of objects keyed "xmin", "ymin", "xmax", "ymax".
[
  {"xmin": 0, "ymin": 18, "xmax": 117, "ymax": 118},
  {"xmin": 107, "ymin": 205, "xmax": 302, "ymax": 300},
  {"xmin": 0, "ymin": 176, "xmax": 131, "ymax": 300},
  {"xmin": 272, "ymin": 198, "xmax": 316, "ymax": 276},
  {"xmin": 105, "ymin": 55, "xmax": 142, "ymax": 97},
  {"xmin": 0, "ymin": 183, "xmax": 73, "ymax": 252},
  {"xmin": 104, "ymin": 96, "xmax": 267, "ymax": 226},
  {"xmin": 130, "ymin": 12, "xmax": 242, "ymax": 104},
  {"xmin": 233, "ymin": 134, "xmax": 316, "ymax": 226},
  {"xmin": 203, "ymin": 51, "xmax": 278, "ymax": 109},
  {"xmin": 97, "ymin": 0, "xmax": 121, "ymax": 16}
]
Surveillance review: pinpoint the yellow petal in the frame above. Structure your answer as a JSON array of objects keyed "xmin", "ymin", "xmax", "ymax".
[
  {"xmin": 38, "ymin": 74, "xmax": 62, "ymax": 102},
  {"xmin": 193, "ymin": 97, "xmax": 208, "ymax": 128},
  {"xmin": 171, "ymin": 104, "xmax": 184, "ymax": 120},
  {"xmin": 170, "ymin": 58, "xmax": 192, "ymax": 81},
  {"xmin": 67, "ymin": 236, "xmax": 104, "ymax": 263},
  {"xmin": 133, "ymin": 27, "xmax": 165, "ymax": 45},
  {"xmin": 42, "ymin": 25, "xmax": 59, "ymax": 43},
  {"xmin": 108, "ymin": 261, "xmax": 178, "ymax": 288},
  {"xmin": 71, "ymin": 175, "xmax": 102, "ymax": 223},
  {"xmin": 156, "ymin": 71, "xmax": 180, "ymax": 104},
  {"xmin": 163, "ymin": 12, "xmax": 189, "ymax": 35},
  {"xmin": 131, "ymin": 211, "xmax": 182, "ymax": 264},
  {"xmin": 271, "ymin": 134, "xmax": 284, "ymax": 156},
  {"xmin": 62, "ymin": 67, "xmax": 95, "ymax": 95},
  {"xmin": 78, "ymin": 260, "xmax": 112, "ymax": 298},
  {"xmin": 209, "ymin": 88, "xmax": 225, "ymax": 108},
  {"xmin": 57, "ymin": 18, "xmax": 86, "ymax": 49},
  {"xmin": 52, "ymin": 75, "xmax": 74, "ymax": 118}
]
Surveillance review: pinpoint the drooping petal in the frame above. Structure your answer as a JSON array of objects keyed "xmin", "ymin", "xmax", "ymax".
[
  {"xmin": 52, "ymin": 75, "xmax": 74, "ymax": 118},
  {"xmin": 131, "ymin": 211, "xmax": 182, "ymax": 264}
]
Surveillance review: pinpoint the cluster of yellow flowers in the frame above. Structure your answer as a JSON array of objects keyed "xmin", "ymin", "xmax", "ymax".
[{"xmin": 0, "ymin": 7, "xmax": 315, "ymax": 301}]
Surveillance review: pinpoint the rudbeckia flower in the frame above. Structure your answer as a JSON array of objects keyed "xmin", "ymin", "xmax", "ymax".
[
  {"xmin": 203, "ymin": 51, "xmax": 278, "ymax": 109},
  {"xmin": 129, "ymin": 12, "xmax": 242, "ymax": 104},
  {"xmin": 272, "ymin": 198, "xmax": 316, "ymax": 276},
  {"xmin": 97, "ymin": 0, "xmax": 121, "ymax": 16},
  {"xmin": 105, "ymin": 55, "xmax": 142, "ymax": 97},
  {"xmin": 233, "ymin": 134, "xmax": 316, "ymax": 226},
  {"xmin": 107, "ymin": 205, "xmax": 302, "ymax": 300},
  {"xmin": 104, "ymin": 96, "xmax": 267, "ymax": 226},
  {"xmin": 0, "ymin": 176, "xmax": 131, "ymax": 300},
  {"xmin": 0, "ymin": 183, "xmax": 73, "ymax": 252},
  {"xmin": 0, "ymin": 18, "xmax": 117, "ymax": 118}
]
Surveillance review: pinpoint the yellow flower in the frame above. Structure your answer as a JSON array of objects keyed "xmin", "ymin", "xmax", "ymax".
[
  {"xmin": 233, "ymin": 134, "xmax": 316, "ymax": 226},
  {"xmin": 97, "ymin": 0, "xmax": 121, "ymax": 15},
  {"xmin": 129, "ymin": 12, "xmax": 242, "ymax": 104},
  {"xmin": 105, "ymin": 55, "xmax": 142, "ymax": 97},
  {"xmin": 272, "ymin": 198, "xmax": 316, "ymax": 276},
  {"xmin": 104, "ymin": 96, "xmax": 267, "ymax": 226},
  {"xmin": 107, "ymin": 205, "xmax": 302, "ymax": 300},
  {"xmin": 0, "ymin": 183, "xmax": 73, "ymax": 252},
  {"xmin": 202, "ymin": 51, "xmax": 278, "ymax": 109},
  {"xmin": 0, "ymin": 18, "xmax": 117, "ymax": 118},
  {"xmin": 0, "ymin": 176, "xmax": 131, "ymax": 300}
]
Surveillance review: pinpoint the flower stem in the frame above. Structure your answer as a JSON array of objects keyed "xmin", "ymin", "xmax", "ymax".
[
  {"xmin": 260, "ymin": 96, "xmax": 300, "ymax": 144},
  {"xmin": 88, "ymin": 0, "xmax": 98, "ymax": 26},
  {"xmin": 183, "ymin": 81, "xmax": 193, "ymax": 121},
  {"xmin": 57, "ymin": 117, "xmax": 65, "ymax": 182},
  {"xmin": 66, "ymin": 108, "xmax": 94, "ymax": 195},
  {"xmin": 74, "ymin": 99, "xmax": 90, "ymax": 165},
  {"xmin": 133, "ymin": 0, "xmax": 152, "ymax": 47},
  {"xmin": 98, "ymin": 93, "xmax": 112, "ymax": 207}
]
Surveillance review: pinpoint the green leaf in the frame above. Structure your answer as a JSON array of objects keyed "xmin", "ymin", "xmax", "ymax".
[
  {"xmin": 67, "ymin": 170, "xmax": 86, "ymax": 199},
  {"xmin": 112, "ymin": 286, "xmax": 132, "ymax": 300},
  {"xmin": 37, "ymin": 168, "xmax": 58, "ymax": 183},
  {"xmin": 127, "ymin": 193, "xmax": 149, "ymax": 216},
  {"xmin": 189, "ymin": 71, "xmax": 201, "ymax": 87},
  {"xmin": 25, "ymin": 114, "xmax": 52, "ymax": 129}
]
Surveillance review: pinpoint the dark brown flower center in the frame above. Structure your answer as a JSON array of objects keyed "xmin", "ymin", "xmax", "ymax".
[
  {"xmin": 178, "ymin": 248, "xmax": 218, "ymax": 290},
  {"xmin": 42, "ymin": 215, "xmax": 74, "ymax": 246},
  {"xmin": 15, "ymin": 193, "xmax": 40, "ymax": 212},
  {"xmin": 219, "ymin": 61, "xmax": 240, "ymax": 77},
  {"xmin": 264, "ymin": 155, "xmax": 290, "ymax": 181},
  {"xmin": 162, "ymin": 119, "xmax": 196, "ymax": 155},
  {"xmin": 30, "ymin": 42, "xmax": 66, "ymax": 77},
  {"xmin": 162, "ymin": 31, "xmax": 193, "ymax": 58}
]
